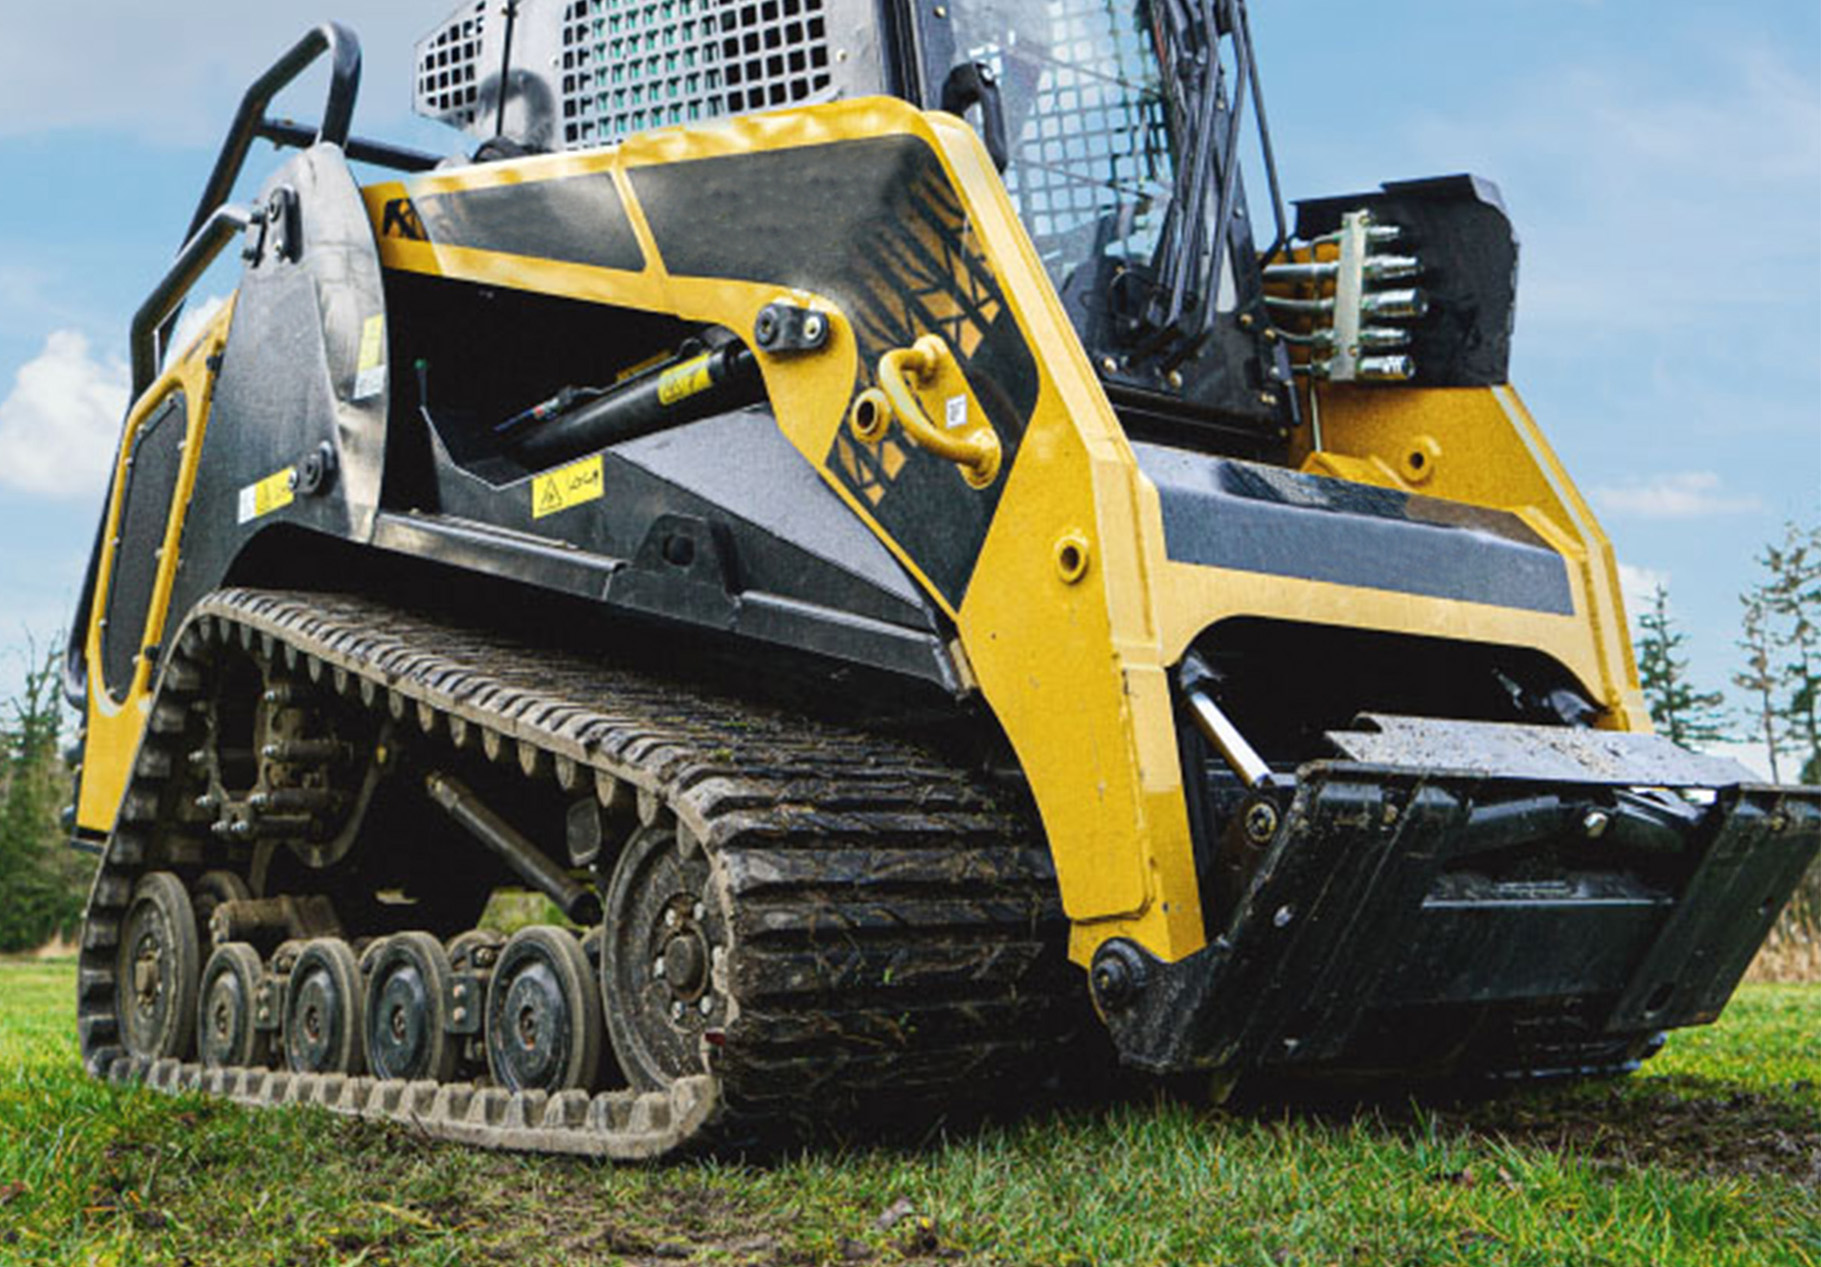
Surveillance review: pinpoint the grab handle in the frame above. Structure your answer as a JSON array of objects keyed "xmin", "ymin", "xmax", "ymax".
[{"xmin": 850, "ymin": 335, "xmax": 1002, "ymax": 488}]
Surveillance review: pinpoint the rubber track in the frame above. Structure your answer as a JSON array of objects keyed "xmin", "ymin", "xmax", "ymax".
[{"xmin": 77, "ymin": 589, "xmax": 1072, "ymax": 1159}]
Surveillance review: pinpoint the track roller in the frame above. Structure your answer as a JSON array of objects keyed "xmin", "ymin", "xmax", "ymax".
[
  {"xmin": 198, "ymin": 943, "xmax": 270, "ymax": 1069},
  {"xmin": 283, "ymin": 938, "xmax": 366, "ymax": 1075},
  {"xmin": 484, "ymin": 925, "xmax": 603, "ymax": 1094},
  {"xmin": 117, "ymin": 872, "xmax": 201, "ymax": 1062},
  {"xmin": 363, "ymin": 932, "xmax": 459, "ymax": 1082}
]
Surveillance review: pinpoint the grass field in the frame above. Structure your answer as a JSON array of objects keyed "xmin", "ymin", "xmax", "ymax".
[{"xmin": 0, "ymin": 960, "xmax": 1815, "ymax": 1266}]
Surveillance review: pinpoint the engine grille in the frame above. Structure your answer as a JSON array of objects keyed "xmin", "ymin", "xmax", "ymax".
[{"xmin": 557, "ymin": 0, "xmax": 835, "ymax": 148}]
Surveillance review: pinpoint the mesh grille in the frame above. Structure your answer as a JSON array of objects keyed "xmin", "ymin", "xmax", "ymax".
[
  {"xmin": 416, "ymin": 1, "xmax": 489, "ymax": 129},
  {"xmin": 961, "ymin": 0, "xmax": 1173, "ymax": 282},
  {"xmin": 556, "ymin": 0, "xmax": 834, "ymax": 148}
]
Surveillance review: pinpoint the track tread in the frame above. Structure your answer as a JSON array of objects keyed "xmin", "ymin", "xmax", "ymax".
[{"xmin": 78, "ymin": 589, "xmax": 1071, "ymax": 1159}]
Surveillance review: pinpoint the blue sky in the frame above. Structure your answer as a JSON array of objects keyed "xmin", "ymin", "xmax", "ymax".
[{"xmin": 0, "ymin": 1, "xmax": 1816, "ymax": 755}]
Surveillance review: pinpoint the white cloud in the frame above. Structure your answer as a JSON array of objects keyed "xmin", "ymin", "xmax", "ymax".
[
  {"xmin": 1591, "ymin": 472, "xmax": 1764, "ymax": 519},
  {"xmin": 165, "ymin": 296, "xmax": 228, "ymax": 369},
  {"xmin": 1616, "ymin": 563, "xmax": 1669, "ymax": 615},
  {"xmin": 0, "ymin": 331, "xmax": 128, "ymax": 500}
]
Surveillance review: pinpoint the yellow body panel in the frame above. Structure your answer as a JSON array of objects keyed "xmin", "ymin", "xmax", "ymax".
[
  {"xmin": 1291, "ymin": 383, "xmax": 1646, "ymax": 728},
  {"xmin": 77, "ymin": 303, "xmax": 236, "ymax": 834},
  {"xmin": 358, "ymin": 99, "xmax": 1641, "ymax": 966}
]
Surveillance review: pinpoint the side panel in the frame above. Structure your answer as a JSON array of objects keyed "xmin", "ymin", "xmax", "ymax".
[
  {"xmin": 363, "ymin": 99, "xmax": 1646, "ymax": 967},
  {"xmin": 81, "ymin": 142, "xmax": 392, "ymax": 835},
  {"xmin": 76, "ymin": 310, "xmax": 234, "ymax": 833}
]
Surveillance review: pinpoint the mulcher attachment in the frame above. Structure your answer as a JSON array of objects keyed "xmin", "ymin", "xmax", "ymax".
[{"xmin": 1095, "ymin": 717, "xmax": 1821, "ymax": 1078}]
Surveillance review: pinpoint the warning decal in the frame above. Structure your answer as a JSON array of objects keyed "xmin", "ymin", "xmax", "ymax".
[
  {"xmin": 237, "ymin": 468, "xmax": 296, "ymax": 525},
  {"xmin": 657, "ymin": 354, "xmax": 713, "ymax": 407},
  {"xmin": 532, "ymin": 455, "xmax": 605, "ymax": 520},
  {"xmin": 353, "ymin": 314, "xmax": 387, "ymax": 401}
]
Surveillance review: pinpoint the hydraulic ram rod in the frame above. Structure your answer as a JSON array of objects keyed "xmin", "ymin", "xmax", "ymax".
[{"xmin": 425, "ymin": 772, "xmax": 603, "ymax": 925}]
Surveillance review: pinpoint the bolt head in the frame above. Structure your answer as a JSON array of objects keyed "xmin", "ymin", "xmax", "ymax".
[
  {"xmin": 665, "ymin": 908, "xmax": 680, "ymax": 929},
  {"xmin": 453, "ymin": 1006, "xmax": 468, "ymax": 1024},
  {"xmin": 803, "ymin": 313, "xmax": 826, "ymax": 341},
  {"xmin": 670, "ymin": 1002, "xmax": 686, "ymax": 1022},
  {"xmin": 692, "ymin": 902, "xmax": 707, "ymax": 922},
  {"xmin": 699, "ymin": 997, "xmax": 713, "ymax": 1017},
  {"xmin": 1243, "ymin": 801, "xmax": 1280, "ymax": 845},
  {"xmin": 1583, "ymin": 809, "xmax": 1612, "ymax": 839},
  {"xmin": 653, "ymin": 957, "xmax": 667, "ymax": 979}
]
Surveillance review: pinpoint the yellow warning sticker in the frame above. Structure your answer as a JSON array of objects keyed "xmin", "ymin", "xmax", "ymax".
[
  {"xmin": 657, "ymin": 354, "xmax": 714, "ymax": 407},
  {"xmin": 357, "ymin": 315, "xmax": 386, "ymax": 372},
  {"xmin": 237, "ymin": 468, "xmax": 296, "ymax": 525},
  {"xmin": 533, "ymin": 455, "xmax": 605, "ymax": 520},
  {"xmin": 353, "ymin": 314, "xmax": 387, "ymax": 401}
]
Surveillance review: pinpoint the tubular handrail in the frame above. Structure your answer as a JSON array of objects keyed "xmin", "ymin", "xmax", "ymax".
[
  {"xmin": 185, "ymin": 23, "xmax": 363, "ymax": 245},
  {"xmin": 133, "ymin": 204, "xmax": 254, "ymax": 396},
  {"xmin": 256, "ymin": 118, "xmax": 441, "ymax": 174}
]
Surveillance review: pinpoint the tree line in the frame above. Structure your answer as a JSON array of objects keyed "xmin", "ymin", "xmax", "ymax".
[
  {"xmin": 0, "ymin": 642, "xmax": 88, "ymax": 952},
  {"xmin": 1637, "ymin": 521, "xmax": 1820, "ymax": 782}
]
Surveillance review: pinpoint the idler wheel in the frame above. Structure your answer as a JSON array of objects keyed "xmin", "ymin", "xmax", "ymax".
[
  {"xmin": 197, "ymin": 943, "xmax": 268, "ymax": 1069},
  {"xmin": 283, "ymin": 938, "xmax": 366, "ymax": 1075},
  {"xmin": 117, "ymin": 872, "xmax": 201, "ymax": 1061},
  {"xmin": 363, "ymin": 932, "xmax": 458, "ymax": 1083},
  {"xmin": 484, "ymin": 926, "xmax": 602, "ymax": 1093},
  {"xmin": 601, "ymin": 825, "xmax": 730, "ymax": 1092}
]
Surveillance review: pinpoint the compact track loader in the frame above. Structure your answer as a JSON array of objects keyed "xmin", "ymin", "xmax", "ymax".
[{"xmin": 66, "ymin": 0, "xmax": 1819, "ymax": 1157}]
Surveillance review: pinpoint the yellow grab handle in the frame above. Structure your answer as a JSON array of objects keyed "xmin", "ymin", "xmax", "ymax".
[{"xmin": 851, "ymin": 335, "xmax": 1003, "ymax": 489}]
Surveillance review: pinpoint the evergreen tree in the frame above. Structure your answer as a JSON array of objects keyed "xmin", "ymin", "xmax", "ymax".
[
  {"xmin": 1759, "ymin": 524, "xmax": 1820, "ymax": 783},
  {"xmin": 1733, "ymin": 594, "xmax": 1783, "ymax": 783},
  {"xmin": 0, "ymin": 641, "xmax": 87, "ymax": 952},
  {"xmin": 1635, "ymin": 584, "xmax": 1728, "ymax": 749}
]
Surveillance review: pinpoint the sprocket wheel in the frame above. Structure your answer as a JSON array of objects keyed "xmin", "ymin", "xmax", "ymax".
[
  {"xmin": 117, "ymin": 872, "xmax": 202, "ymax": 1062},
  {"xmin": 601, "ymin": 825, "xmax": 731, "ymax": 1092}
]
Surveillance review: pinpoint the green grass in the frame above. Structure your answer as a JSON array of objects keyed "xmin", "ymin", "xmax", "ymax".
[{"xmin": 1, "ymin": 959, "xmax": 1815, "ymax": 1267}]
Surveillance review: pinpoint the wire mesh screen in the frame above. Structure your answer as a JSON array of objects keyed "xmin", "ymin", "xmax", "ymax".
[
  {"xmin": 954, "ymin": 0, "xmax": 1173, "ymax": 286},
  {"xmin": 557, "ymin": 0, "xmax": 836, "ymax": 148},
  {"xmin": 415, "ymin": 1, "xmax": 490, "ymax": 130}
]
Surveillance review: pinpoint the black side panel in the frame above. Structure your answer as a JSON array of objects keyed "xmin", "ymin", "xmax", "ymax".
[
  {"xmin": 101, "ymin": 393, "xmax": 187, "ymax": 703},
  {"xmin": 1137, "ymin": 444, "xmax": 1575, "ymax": 616},
  {"xmin": 1295, "ymin": 175, "xmax": 1518, "ymax": 388},
  {"xmin": 392, "ymin": 174, "xmax": 646, "ymax": 273},
  {"xmin": 630, "ymin": 136, "xmax": 1039, "ymax": 608},
  {"xmin": 161, "ymin": 145, "xmax": 389, "ymax": 654}
]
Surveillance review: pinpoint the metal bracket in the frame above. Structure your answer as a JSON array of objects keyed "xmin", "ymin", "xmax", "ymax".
[
  {"xmin": 753, "ymin": 302, "xmax": 830, "ymax": 355},
  {"xmin": 444, "ymin": 973, "xmax": 485, "ymax": 1034}
]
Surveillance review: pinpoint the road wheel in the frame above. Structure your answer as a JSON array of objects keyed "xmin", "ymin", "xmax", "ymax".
[
  {"xmin": 197, "ymin": 943, "xmax": 268, "ymax": 1068},
  {"xmin": 117, "ymin": 872, "xmax": 201, "ymax": 1062},
  {"xmin": 284, "ymin": 938, "xmax": 365, "ymax": 1074},
  {"xmin": 485, "ymin": 925, "xmax": 602, "ymax": 1093},
  {"xmin": 364, "ymin": 932, "xmax": 458, "ymax": 1082}
]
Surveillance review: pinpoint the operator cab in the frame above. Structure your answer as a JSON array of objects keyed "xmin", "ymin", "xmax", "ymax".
[{"xmin": 414, "ymin": 0, "xmax": 1298, "ymax": 454}]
